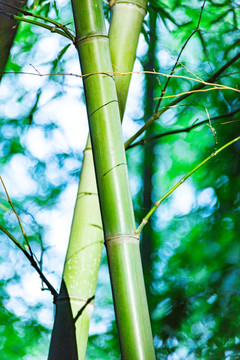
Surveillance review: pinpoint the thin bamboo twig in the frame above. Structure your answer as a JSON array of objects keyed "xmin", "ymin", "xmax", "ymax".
[
  {"xmin": 0, "ymin": 1, "xmax": 75, "ymax": 40},
  {"xmin": 0, "ymin": 10, "xmax": 73, "ymax": 40},
  {"xmin": 1, "ymin": 69, "xmax": 239, "ymax": 91},
  {"xmin": 155, "ymin": 0, "xmax": 207, "ymax": 113},
  {"xmin": 0, "ymin": 224, "xmax": 58, "ymax": 298},
  {"xmin": 0, "ymin": 176, "xmax": 34, "ymax": 256},
  {"xmin": 125, "ymin": 52, "xmax": 240, "ymax": 148},
  {"xmin": 126, "ymin": 108, "xmax": 240, "ymax": 149},
  {"xmin": 0, "ymin": 176, "xmax": 57, "ymax": 296},
  {"xmin": 136, "ymin": 136, "xmax": 240, "ymax": 234},
  {"xmin": 154, "ymin": 85, "xmax": 239, "ymax": 100}
]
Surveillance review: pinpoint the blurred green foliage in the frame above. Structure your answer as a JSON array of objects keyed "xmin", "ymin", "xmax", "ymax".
[{"xmin": 0, "ymin": 0, "xmax": 239, "ymax": 358}]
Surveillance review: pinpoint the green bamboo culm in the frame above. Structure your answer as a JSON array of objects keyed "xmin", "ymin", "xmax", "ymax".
[
  {"xmin": 48, "ymin": 1, "xmax": 149, "ymax": 359},
  {"xmin": 109, "ymin": 0, "xmax": 147, "ymax": 117},
  {"xmin": 48, "ymin": 142, "xmax": 102, "ymax": 360},
  {"xmin": 71, "ymin": 0, "xmax": 155, "ymax": 358}
]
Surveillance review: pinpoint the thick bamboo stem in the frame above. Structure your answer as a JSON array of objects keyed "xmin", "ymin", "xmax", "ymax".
[
  {"xmin": 70, "ymin": 0, "xmax": 155, "ymax": 358},
  {"xmin": 48, "ymin": 0, "xmax": 151, "ymax": 359}
]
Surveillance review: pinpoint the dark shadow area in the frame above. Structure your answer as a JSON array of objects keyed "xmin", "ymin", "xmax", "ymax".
[
  {"xmin": 48, "ymin": 281, "xmax": 94, "ymax": 360},
  {"xmin": 48, "ymin": 281, "xmax": 78, "ymax": 360}
]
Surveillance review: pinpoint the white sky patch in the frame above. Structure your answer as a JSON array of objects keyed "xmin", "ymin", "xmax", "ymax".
[
  {"xmin": 20, "ymin": 272, "xmax": 50, "ymax": 306},
  {"xmin": 157, "ymin": 49, "xmax": 174, "ymax": 69},
  {"xmin": 5, "ymin": 296, "xmax": 28, "ymax": 318},
  {"xmin": 37, "ymin": 35, "xmax": 60, "ymax": 60},
  {"xmin": 2, "ymin": 94, "xmax": 22, "ymax": 118},
  {"xmin": 35, "ymin": 182, "xmax": 78, "ymax": 257},
  {"xmin": 122, "ymin": 59, "xmax": 144, "ymax": 140},
  {"xmin": 64, "ymin": 56, "xmax": 83, "ymax": 88},
  {"xmin": 171, "ymin": 181, "xmax": 196, "ymax": 216},
  {"xmin": 31, "ymin": 183, "xmax": 80, "ymax": 292},
  {"xmin": 2, "ymin": 155, "xmax": 37, "ymax": 197},
  {"xmin": 197, "ymin": 187, "xmax": 217, "ymax": 208},
  {"xmin": 0, "ymin": 79, "xmax": 14, "ymax": 102},
  {"xmin": 37, "ymin": 307, "xmax": 53, "ymax": 327},
  {"xmin": 137, "ymin": 33, "xmax": 148, "ymax": 58},
  {"xmin": 129, "ymin": 174, "xmax": 142, "ymax": 198},
  {"xmin": 56, "ymin": 0, "xmax": 72, "ymax": 6},
  {"xmin": 37, "ymin": 95, "xmax": 88, "ymax": 152},
  {"xmin": 25, "ymin": 127, "xmax": 54, "ymax": 161},
  {"xmin": 5, "ymin": 271, "xmax": 52, "ymax": 324},
  {"xmin": 0, "ymin": 261, "xmax": 15, "ymax": 281},
  {"xmin": 19, "ymin": 64, "xmax": 48, "ymax": 91}
]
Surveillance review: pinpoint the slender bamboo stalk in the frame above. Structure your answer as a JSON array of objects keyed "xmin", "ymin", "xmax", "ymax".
[
  {"xmin": 109, "ymin": 0, "xmax": 146, "ymax": 118},
  {"xmin": 140, "ymin": 7, "xmax": 157, "ymax": 305},
  {"xmin": 48, "ymin": 1, "xmax": 149, "ymax": 359},
  {"xmin": 48, "ymin": 143, "xmax": 102, "ymax": 360},
  {"xmin": 70, "ymin": 0, "xmax": 155, "ymax": 358}
]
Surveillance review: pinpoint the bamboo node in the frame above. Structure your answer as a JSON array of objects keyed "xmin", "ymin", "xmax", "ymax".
[
  {"xmin": 75, "ymin": 34, "xmax": 108, "ymax": 48},
  {"xmin": 113, "ymin": 0, "xmax": 147, "ymax": 14},
  {"xmin": 83, "ymin": 146, "xmax": 92, "ymax": 152},
  {"xmin": 55, "ymin": 295, "xmax": 94, "ymax": 304},
  {"xmin": 105, "ymin": 235, "xmax": 139, "ymax": 244}
]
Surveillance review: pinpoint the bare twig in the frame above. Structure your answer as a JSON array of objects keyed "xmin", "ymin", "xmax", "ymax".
[
  {"xmin": 154, "ymin": 0, "xmax": 207, "ymax": 113},
  {"xmin": 0, "ymin": 177, "xmax": 57, "ymax": 298},
  {"xmin": 125, "ymin": 52, "xmax": 240, "ymax": 148},
  {"xmin": 0, "ymin": 224, "xmax": 58, "ymax": 298},
  {"xmin": 1, "ymin": 68, "xmax": 239, "ymax": 98},
  {"xmin": 0, "ymin": 176, "xmax": 34, "ymax": 256},
  {"xmin": 126, "ymin": 108, "xmax": 240, "ymax": 150},
  {"xmin": 0, "ymin": 55, "xmax": 239, "ymax": 149}
]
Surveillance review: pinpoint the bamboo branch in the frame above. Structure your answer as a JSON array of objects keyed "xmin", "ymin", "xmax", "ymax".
[
  {"xmin": 155, "ymin": 0, "xmax": 207, "ymax": 113},
  {"xmin": 0, "ymin": 1, "xmax": 75, "ymax": 40},
  {"xmin": 0, "ymin": 4, "xmax": 74, "ymax": 41},
  {"xmin": 125, "ymin": 52, "xmax": 240, "ymax": 148},
  {"xmin": 1, "ymin": 69, "xmax": 239, "ymax": 94},
  {"xmin": 0, "ymin": 176, "xmax": 57, "ymax": 298},
  {"xmin": 0, "ymin": 176, "xmax": 33, "ymax": 256},
  {"xmin": 126, "ymin": 108, "xmax": 240, "ymax": 149},
  {"xmin": 0, "ymin": 224, "xmax": 58, "ymax": 298},
  {"xmin": 135, "ymin": 136, "xmax": 240, "ymax": 234}
]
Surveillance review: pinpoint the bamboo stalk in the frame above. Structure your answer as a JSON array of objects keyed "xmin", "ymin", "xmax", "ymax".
[
  {"xmin": 70, "ymin": 0, "xmax": 155, "ymax": 358},
  {"xmin": 48, "ymin": 142, "xmax": 102, "ymax": 360},
  {"xmin": 109, "ymin": 0, "xmax": 146, "ymax": 117},
  {"xmin": 48, "ymin": 1, "xmax": 151, "ymax": 359}
]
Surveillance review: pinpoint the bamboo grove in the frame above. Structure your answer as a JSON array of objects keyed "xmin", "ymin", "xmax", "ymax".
[{"xmin": 0, "ymin": 0, "xmax": 239, "ymax": 358}]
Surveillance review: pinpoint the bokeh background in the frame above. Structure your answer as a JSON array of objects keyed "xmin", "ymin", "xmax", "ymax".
[{"xmin": 0, "ymin": 0, "xmax": 239, "ymax": 358}]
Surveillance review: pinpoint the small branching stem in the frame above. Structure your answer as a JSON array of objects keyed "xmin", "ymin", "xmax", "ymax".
[
  {"xmin": 0, "ymin": 176, "xmax": 57, "ymax": 298},
  {"xmin": 0, "ymin": 176, "xmax": 33, "ymax": 256},
  {"xmin": 135, "ymin": 136, "xmax": 240, "ymax": 235},
  {"xmin": 0, "ymin": 224, "xmax": 58, "ymax": 298},
  {"xmin": 125, "ymin": 52, "xmax": 240, "ymax": 148},
  {"xmin": 154, "ymin": 0, "xmax": 207, "ymax": 113},
  {"xmin": 126, "ymin": 108, "xmax": 240, "ymax": 150},
  {"xmin": 0, "ymin": 1, "xmax": 75, "ymax": 41}
]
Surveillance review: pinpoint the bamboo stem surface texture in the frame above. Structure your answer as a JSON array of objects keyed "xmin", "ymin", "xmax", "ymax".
[{"xmin": 71, "ymin": 0, "xmax": 155, "ymax": 359}]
